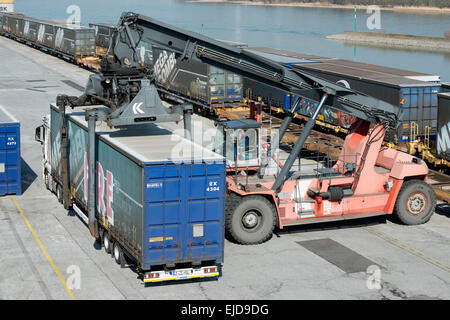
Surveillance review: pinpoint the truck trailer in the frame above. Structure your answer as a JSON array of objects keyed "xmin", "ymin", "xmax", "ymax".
[{"xmin": 35, "ymin": 104, "xmax": 226, "ymax": 283}]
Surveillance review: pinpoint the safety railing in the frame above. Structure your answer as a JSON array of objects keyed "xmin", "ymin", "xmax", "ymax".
[{"xmin": 272, "ymin": 148, "xmax": 361, "ymax": 181}]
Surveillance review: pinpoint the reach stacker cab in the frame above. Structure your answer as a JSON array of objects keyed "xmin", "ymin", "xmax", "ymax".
[{"xmin": 213, "ymin": 119, "xmax": 262, "ymax": 172}]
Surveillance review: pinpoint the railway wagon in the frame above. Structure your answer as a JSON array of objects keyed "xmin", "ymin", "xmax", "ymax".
[
  {"xmin": 52, "ymin": 24, "xmax": 96, "ymax": 59},
  {"xmin": 1, "ymin": 12, "xmax": 96, "ymax": 60},
  {"xmin": 242, "ymin": 48, "xmax": 360, "ymax": 130},
  {"xmin": 152, "ymin": 46, "xmax": 244, "ymax": 107},
  {"xmin": 244, "ymin": 47, "xmax": 441, "ymax": 141},
  {"xmin": 0, "ymin": 12, "xmax": 24, "ymax": 38},
  {"xmin": 21, "ymin": 16, "xmax": 56, "ymax": 49},
  {"xmin": 89, "ymin": 22, "xmax": 117, "ymax": 49},
  {"xmin": 36, "ymin": 104, "xmax": 227, "ymax": 282}
]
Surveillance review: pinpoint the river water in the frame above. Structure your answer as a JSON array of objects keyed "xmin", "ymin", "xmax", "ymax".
[{"xmin": 14, "ymin": 0, "xmax": 450, "ymax": 81}]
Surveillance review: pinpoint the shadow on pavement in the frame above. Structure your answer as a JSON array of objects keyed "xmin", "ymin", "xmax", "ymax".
[
  {"xmin": 21, "ymin": 158, "xmax": 37, "ymax": 194},
  {"xmin": 275, "ymin": 215, "xmax": 387, "ymax": 237},
  {"xmin": 436, "ymin": 202, "xmax": 450, "ymax": 218}
]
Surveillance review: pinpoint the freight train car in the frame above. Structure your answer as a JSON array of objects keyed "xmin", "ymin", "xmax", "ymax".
[
  {"xmin": 89, "ymin": 22, "xmax": 116, "ymax": 49},
  {"xmin": 244, "ymin": 47, "xmax": 442, "ymax": 141},
  {"xmin": 0, "ymin": 12, "xmax": 23, "ymax": 38},
  {"xmin": 152, "ymin": 46, "xmax": 244, "ymax": 108},
  {"xmin": 35, "ymin": 104, "xmax": 226, "ymax": 283},
  {"xmin": 1, "ymin": 12, "xmax": 95, "ymax": 61}
]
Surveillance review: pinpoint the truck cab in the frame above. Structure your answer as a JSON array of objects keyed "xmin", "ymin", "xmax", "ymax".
[{"xmin": 35, "ymin": 115, "xmax": 52, "ymax": 190}]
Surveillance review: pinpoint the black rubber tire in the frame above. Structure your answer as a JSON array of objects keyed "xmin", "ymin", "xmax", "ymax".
[
  {"xmin": 226, "ymin": 194, "xmax": 277, "ymax": 245},
  {"xmin": 44, "ymin": 171, "xmax": 50, "ymax": 191},
  {"xmin": 63, "ymin": 198, "xmax": 72, "ymax": 210},
  {"xmin": 394, "ymin": 180, "xmax": 436, "ymax": 225},
  {"xmin": 103, "ymin": 232, "xmax": 112, "ymax": 254},
  {"xmin": 113, "ymin": 241, "xmax": 124, "ymax": 265},
  {"xmin": 56, "ymin": 185, "xmax": 63, "ymax": 204}
]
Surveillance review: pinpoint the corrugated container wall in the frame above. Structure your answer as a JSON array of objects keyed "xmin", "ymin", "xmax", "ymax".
[
  {"xmin": 244, "ymin": 47, "xmax": 442, "ymax": 142},
  {"xmin": 0, "ymin": 108, "xmax": 21, "ymax": 196},
  {"xmin": 152, "ymin": 47, "xmax": 243, "ymax": 106},
  {"xmin": 89, "ymin": 23, "xmax": 116, "ymax": 49},
  {"xmin": 2, "ymin": 12, "xmax": 23, "ymax": 37},
  {"xmin": 50, "ymin": 106, "xmax": 226, "ymax": 270}
]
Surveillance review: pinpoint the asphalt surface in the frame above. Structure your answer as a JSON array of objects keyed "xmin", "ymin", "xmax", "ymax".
[{"xmin": 0, "ymin": 35, "xmax": 449, "ymax": 300}]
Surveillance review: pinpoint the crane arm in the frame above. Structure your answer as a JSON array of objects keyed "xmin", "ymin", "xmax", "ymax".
[{"xmin": 111, "ymin": 12, "xmax": 401, "ymax": 129}]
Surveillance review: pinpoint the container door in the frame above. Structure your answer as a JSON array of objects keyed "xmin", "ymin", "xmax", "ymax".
[
  {"xmin": 144, "ymin": 164, "xmax": 186, "ymax": 266},
  {"xmin": 143, "ymin": 162, "xmax": 225, "ymax": 268},
  {"xmin": 184, "ymin": 163, "xmax": 225, "ymax": 264},
  {"xmin": 225, "ymin": 72, "xmax": 242, "ymax": 102},
  {"xmin": 0, "ymin": 124, "xmax": 21, "ymax": 196},
  {"xmin": 209, "ymin": 67, "xmax": 226, "ymax": 103}
]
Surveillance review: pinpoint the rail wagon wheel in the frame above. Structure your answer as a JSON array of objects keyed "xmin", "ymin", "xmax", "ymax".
[
  {"xmin": 226, "ymin": 195, "xmax": 277, "ymax": 245},
  {"xmin": 394, "ymin": 180, "xmax": 436, "ymax": 225}
]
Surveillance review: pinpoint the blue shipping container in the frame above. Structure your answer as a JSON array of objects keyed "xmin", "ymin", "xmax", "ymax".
[
  {"xmin": 50, "ymin": 105, "xmax": 226, "ymax": 270},
  {"xmin": 0, "ymin": 108, "xmax": 21, "ymax": 196}
]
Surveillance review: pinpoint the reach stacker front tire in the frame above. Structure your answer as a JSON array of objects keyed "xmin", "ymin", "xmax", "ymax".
[
  {"xmin": 226, "ymin": 195, "xmax": 277, "ymax": 245},
  {"xmin": 394, "ymin": 180, "xmax": 436, "ymax": 225}
]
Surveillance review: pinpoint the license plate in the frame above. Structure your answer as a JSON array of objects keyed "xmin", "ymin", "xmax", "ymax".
[{"xmin": 176, "ymin": 270, "xmax": 192, "ymax": 276}]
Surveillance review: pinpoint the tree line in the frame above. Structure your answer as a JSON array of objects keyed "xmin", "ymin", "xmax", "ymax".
[{"xmin": 240, "ymin": 0, "xmax": 450, "ymax": 8}]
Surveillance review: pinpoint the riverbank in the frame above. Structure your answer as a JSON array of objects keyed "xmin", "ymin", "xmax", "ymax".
[
  {"xmin": 327, "ymin": 31, "xmax": 450, "ymax": 53},
  {"xmin": 187, "ymin": 0, "xmax": 450, "ymax": 15}
]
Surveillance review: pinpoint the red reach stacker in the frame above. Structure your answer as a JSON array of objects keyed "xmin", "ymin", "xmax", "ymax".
[{"xmin": 56, "ymin": 12, "xmax": 437, "ymax": 245}]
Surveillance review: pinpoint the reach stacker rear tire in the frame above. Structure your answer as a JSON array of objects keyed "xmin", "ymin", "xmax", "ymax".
[
  {"xmin": 226, "ymin": 195, "xmax": 277, "ymax": 245},
  {"xmin": 394, "ymin": 180, "xmax": 436, "ymax": 225}
]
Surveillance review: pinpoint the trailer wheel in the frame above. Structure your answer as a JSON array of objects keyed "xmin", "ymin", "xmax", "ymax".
[
  {"xmin": 44, "ymin": 171, "xmax": 50, "ymax": 190},
  {"xmin": 103, "ymin": 232, "xmax": 112, "ymax": 254},
  {"xmin": 56, "ymin": 185, "xmax": 63, "ymax": 204},
  {"xmin": 113, "ymin": 242, "xmax": 125, "ymax": 267},
  {"xmin": 226, "ymin": 195, "xmax": 277, "ymax": 245},
  {"xmin": 394, "ymin": 180, "xmax": 436, "ymax": 225}
]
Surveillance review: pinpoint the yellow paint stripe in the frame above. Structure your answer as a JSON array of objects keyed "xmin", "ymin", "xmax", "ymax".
[{"xmin": 11, "ymin": 197, "xmax": 76, "ymax": 300}]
